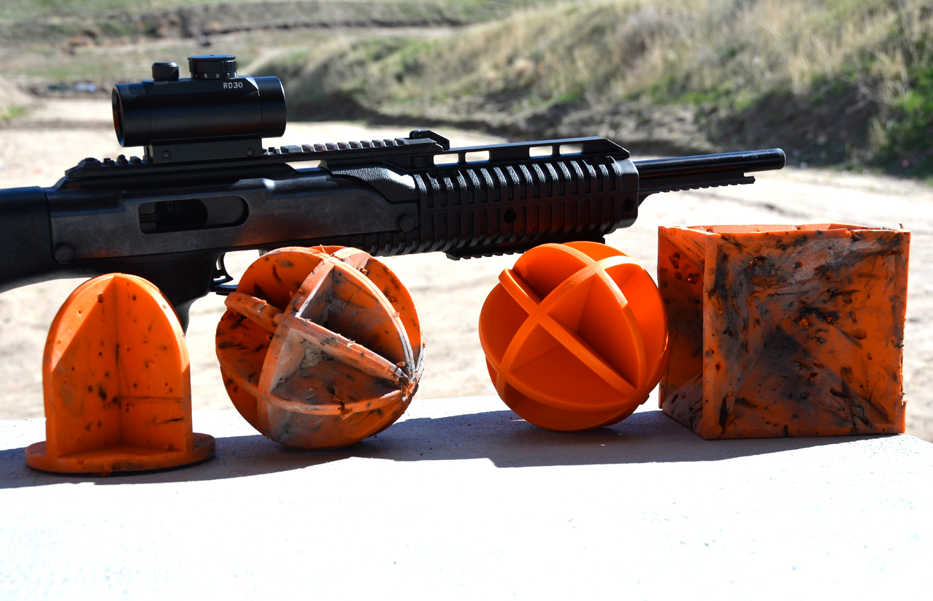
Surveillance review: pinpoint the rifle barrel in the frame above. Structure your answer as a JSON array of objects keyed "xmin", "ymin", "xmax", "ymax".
[{"xmin": 634, "ymin": 148, "xmax": 786, "ymax": 202}]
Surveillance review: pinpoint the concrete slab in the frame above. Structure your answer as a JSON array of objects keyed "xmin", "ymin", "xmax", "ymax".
[{"xmin": 1, "ymin": 395, "xmax": 931, "ymax": 599}]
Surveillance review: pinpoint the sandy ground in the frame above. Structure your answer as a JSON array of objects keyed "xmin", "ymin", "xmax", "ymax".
[{"xmin": 1, "ymin": 99, "xmax": 931, "ymax": 441}]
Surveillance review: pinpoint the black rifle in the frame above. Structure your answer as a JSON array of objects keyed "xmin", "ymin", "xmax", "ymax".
[{"xmin": 0, "ymin": 55, "xmax": 785, "ymax": 327}]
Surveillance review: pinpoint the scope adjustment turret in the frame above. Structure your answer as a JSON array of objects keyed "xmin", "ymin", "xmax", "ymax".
[
  {"xmin": 188, "ymin": 55, "xmax": 237, "ymax": 80},
  {"xmin": 151, "ymin": 62, "xmax": 179, "ymax": 82}
]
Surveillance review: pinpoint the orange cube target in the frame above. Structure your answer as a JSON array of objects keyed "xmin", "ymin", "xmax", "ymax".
[
  {"xmin": 26, "ymin": 274, "xmax": 214, "ymax": 475},
  {"xmin": 479, "ymin": 242, "xmax": 668, "ymax": 431},
  {"xmin": 658, "ymin": 224, "xmax": 910, "ymax": 439},
  {"xmin": 216, "ymin": 246, "xmax": 423, "ymax": 449}
]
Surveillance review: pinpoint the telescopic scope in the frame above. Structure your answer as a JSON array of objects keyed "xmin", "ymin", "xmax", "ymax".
[{"xmin": 112, "ymin": 55, "xmax": 286, "ymax": 148}]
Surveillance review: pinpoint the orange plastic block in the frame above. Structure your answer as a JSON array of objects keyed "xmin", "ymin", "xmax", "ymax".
[
  {"xmin": 479, "ymin": 242, "xmax": 668, "ymax": 431},
  {"xmin": 216, "ymin": 246, "xmax": 423, "ymax": 448},
  {"xmin": 658, "ymin": 224, "xmax": 910, "ymax": 439},
  {"xmin": 26, "ymin": 274, "xmax": 214, "ymax": 475}
]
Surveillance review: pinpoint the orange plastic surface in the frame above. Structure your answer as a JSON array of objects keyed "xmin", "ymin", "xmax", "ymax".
[
  {"xmin": 658, "ymin": 224, "xmax": 910, "ymax": 439},
  {"xmin": 26, "ymin": 274, "xmax": 214, "ymax": 475},
  {"xmin": 479, "ymin": 242, "xmax": 669, "ymax": 431},
  {"xmin": 216, "ymin": 246, "xmax": 423, "ymax": 448}
]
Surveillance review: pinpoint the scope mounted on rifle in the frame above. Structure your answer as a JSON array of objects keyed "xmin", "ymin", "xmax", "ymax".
[
  {"xmin": 0, "ymin": 51, "xmax": 786, "ymax": 329},
  {"xmin": 111, "ymin": 55, "xmax": 286, "ymax": 164}
]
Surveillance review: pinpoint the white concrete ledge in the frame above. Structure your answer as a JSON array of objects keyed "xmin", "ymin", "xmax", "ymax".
[{"xmin": 1, "ymin": 395, "xmax": 930, "ymax": 599}]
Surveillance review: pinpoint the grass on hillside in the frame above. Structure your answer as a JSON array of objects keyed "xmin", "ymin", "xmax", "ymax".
[
  {"xmin": 256, "ymin": 0, "xmax": 932, "ymax": 174},
  {"xmin": 0, "ymin": 0, "xmax": 308, "ymax": 21},
  {"xmin": 1, "ymin": 1, "xmax": 220, "ymax": 20},
  {"xmin": 1, "ymin": 1, "xmax": 546, "ymax": 90},
  {"xmin": 0, "ymin": 0, "xmax": 550, "ymax": 81},
  {"xmin": 0, "ymin": 0, "xmax": 541, "ymax": 27}
]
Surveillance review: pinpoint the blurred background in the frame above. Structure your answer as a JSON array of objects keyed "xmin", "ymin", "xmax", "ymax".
[
  {"xmin": 0, "ymin": 0, "xmax": 931, "ymax": 439},
  {"xmin": 2, "ymin": 0, "xmax": 930, "ymax": 173}
]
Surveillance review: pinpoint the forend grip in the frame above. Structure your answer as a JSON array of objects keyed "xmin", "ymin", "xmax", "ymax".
[
  {"xmin": 0, "ymin": 187, "xmax": 58, "ymax": 291},
  {"xmin": 404, "ymin": 144, "xmax": 640, "ymax": 259}
]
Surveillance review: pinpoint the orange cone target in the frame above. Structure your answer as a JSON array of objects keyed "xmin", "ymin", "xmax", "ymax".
[
  {"xmin": 26, "ymin": 274, "xmax": 214, "ymax": 475},
  {"xmin": 479, "ymin": 242, "xmax": 668, "ymax": 431},
  {"xmin": 216, "ymin": 246, "xmax": 423, "ymax": 448}
]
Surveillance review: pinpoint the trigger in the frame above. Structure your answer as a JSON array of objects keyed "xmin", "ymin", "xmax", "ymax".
[{"xmin": 210, "ymin": 253, "xmax": 237, "ymax": 295}]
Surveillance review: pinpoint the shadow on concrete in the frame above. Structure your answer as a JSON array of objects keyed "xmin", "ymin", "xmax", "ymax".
[{"xmin": 0, "ymin": 409, "xmax": 875, "ymax": 488}]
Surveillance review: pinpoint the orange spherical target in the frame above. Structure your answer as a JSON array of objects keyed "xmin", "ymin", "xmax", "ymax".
[
  {"xmin": 216, "ymin": 246, "xmax": 423, "ymax": 448},
  {"xmin": 479, "ymin": 242, "xmax": 668, "ymax": 431}
]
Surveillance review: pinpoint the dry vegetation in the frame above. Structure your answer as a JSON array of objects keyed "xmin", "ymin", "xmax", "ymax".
[
  {"xmin": 0, "ymin": 1, "xmax": 542, "ymax": 127},
  {"xmin": 3, "ymin": 0, "xmax": 928, "ymax": 172},
  {"xmin": 256, "ymin": 0, "xmax": 932, "ymax": 174}
]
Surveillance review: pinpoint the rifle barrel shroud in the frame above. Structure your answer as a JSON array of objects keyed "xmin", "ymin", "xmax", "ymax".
[{"xmin": 0, "ymin": 130, "xmax": 784, "ymax": 326}]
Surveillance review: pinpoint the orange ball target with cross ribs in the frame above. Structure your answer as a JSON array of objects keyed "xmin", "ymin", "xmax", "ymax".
[{"xmin": 479, "ymin": 242, "xmax": 669, "ymax": 431}]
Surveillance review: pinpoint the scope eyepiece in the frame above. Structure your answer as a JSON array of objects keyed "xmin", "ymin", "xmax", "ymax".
[{"xmin": 111, "ymin": 54, "xmax": 286, "ymax": 154}]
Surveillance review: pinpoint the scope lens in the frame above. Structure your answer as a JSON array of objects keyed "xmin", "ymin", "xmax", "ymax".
[{"xmin": 111, "ymin": 89, "xmax": 125, "ymax": 145}]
